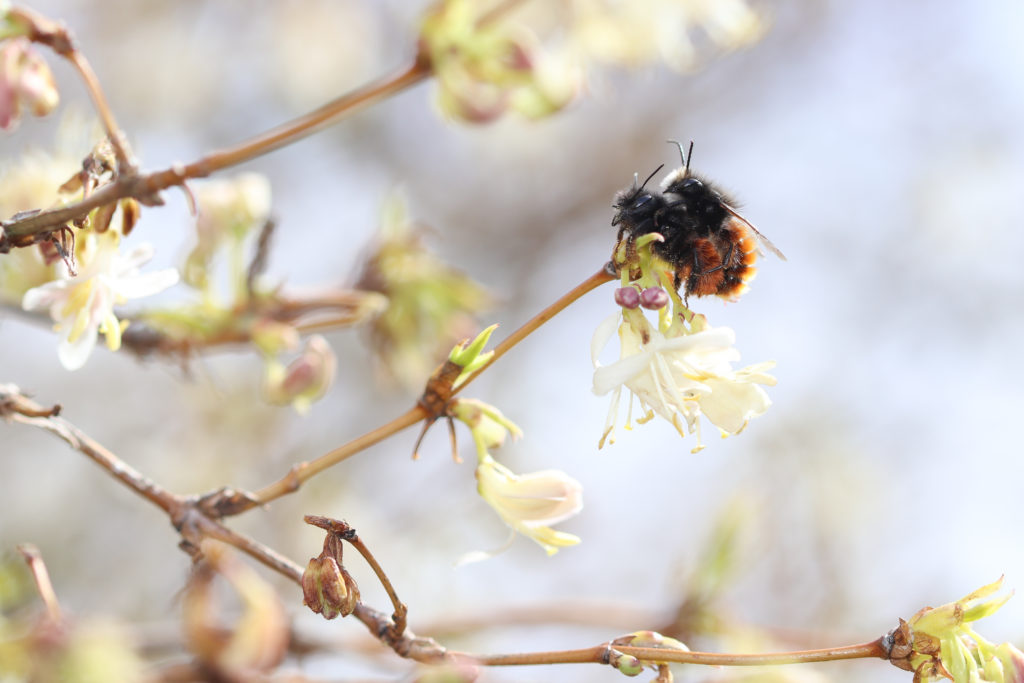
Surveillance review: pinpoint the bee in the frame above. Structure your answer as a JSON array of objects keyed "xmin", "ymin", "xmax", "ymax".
[{"xmin": 611, "ymin": 141, "xmax": 785, "ymax": 301}]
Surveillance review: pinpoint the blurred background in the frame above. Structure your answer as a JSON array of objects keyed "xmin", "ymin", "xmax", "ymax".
[{"xmin": 1, "ymin": 0, "xmax": 1022, "ymax": 681}]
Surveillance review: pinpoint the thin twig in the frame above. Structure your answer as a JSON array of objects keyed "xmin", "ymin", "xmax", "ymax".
[
  {"xmin": 0, "ymin": 383, "xmax": 899, "ymax": 674},
  {"xmin": 1, "ymin": 384, "xmax": 180, "ymax": 514},
  {"xmin": 455, "ymin": 266, "xmax": 614, "ymax": 394},
  {"xmin": 0, "ymin": 384, "xmax": 301, "ymax": 586},
  {"xmin": 1, "ymin": 60, "xmax": 429, "ymax": 245},
  {"xmin": 16, "ymin": 544, "xmax": 63, "ymax": 622},
  {"xmin": 471, "ymin": 639, "xmax": 889, "ymax": 667},
  {"xmin": 186, "ymin": 60, "xmax": 430, "ymax": 178},
  {"xmin": 228, "ymin": 267, "xmax": 613, "ymax": 512},
  {"xmin": 243, "ymin": 405, "xmax": 427, "ymax": 510},
  {"xmin": 63, "ymin": 51, "xmax": 134, "ymax": 171},
  {"xmin": 8, "ymin": 6, "xmax": 135, "ymax": 169}
]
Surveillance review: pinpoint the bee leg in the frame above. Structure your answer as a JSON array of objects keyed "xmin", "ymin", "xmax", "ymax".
[{"xmin": 697, "ymin": 243, "xmax": 733, "ymax": 276}]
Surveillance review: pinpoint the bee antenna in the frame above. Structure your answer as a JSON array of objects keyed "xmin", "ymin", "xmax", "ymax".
[
  {"xmin": 639, "ymin": 164, "xmax": 665, "ymax": 191},
  {"xmin": 666, "ymin": 139, "xmax": 695, "ymax": 173}
]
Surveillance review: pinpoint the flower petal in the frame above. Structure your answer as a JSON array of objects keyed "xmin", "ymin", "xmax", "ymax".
[
  {"xmin": 698, "ymin": 379, "xmax": 771, "ymax": 434},
  {"xmin": 590, "ymin": 311, "xmax": 622, "ymax": 366},
  {"xmin": 57, "ymin": 315, "xmax": 98, "ymax": 370},
  {"xmin": 21, "ymin": 280, "xmax": 67, "ymax": 312},
  {"xmin": 112, "ymin": 268, "xmax": 179, "ymax": 299}
]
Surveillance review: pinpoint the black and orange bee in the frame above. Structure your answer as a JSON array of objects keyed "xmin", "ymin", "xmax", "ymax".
[{"xmin": 612, "ymin": 141, "xmax": 785, "ymax": 301}]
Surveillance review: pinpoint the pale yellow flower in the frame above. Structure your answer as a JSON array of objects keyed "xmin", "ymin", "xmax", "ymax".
[
  {"xmin": 22, "ymin": 232, "xmax": 179, "ymax": 370},
  {"xmin": 592, "ymin": 312, "xmax": 774, "ymax": 451},
  {"xmin": 475, "ymin": 455, "xmax": 582, "ymax": 556}
]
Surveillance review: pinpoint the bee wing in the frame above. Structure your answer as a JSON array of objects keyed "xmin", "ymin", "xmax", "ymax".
[{"xmin": 723, "ymin": 205, "xmax": 787, "ymax": 261}]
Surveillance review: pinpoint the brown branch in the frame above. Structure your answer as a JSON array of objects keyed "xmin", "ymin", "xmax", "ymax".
[
  {"xmin": 0, "ymin": 383, "xmax": 899, "ymax": 675},
  {"xmin": 454, "ymin": 266, "xmax": 615, "ymax": 395},
  {"xmin": 0, "ymin": 383, "xmax": 302, "ymax": 585},
  {"xmin": 470, "ymin": 638, "xmax": 889, "ymax": 667},
  {"xmin": 1, "ymin": 384, "xmax": 180, "ymax": 514},
  {"xmin": 219, "ymin": 266, "xmax": 614, "ymax": 514},
  {"xmin": 0, "ymin": 60, "xmax": 429, "ymax": 248},
  {"xmin": 63, "ymin": 51, "xmax": 134, "ymax": 171},
  {"xmin": 184, "ymin": 59, "xmax": 430, "ymax": 179},
  {"xmin": 239, "ymin": 405, "xmax": 427, "ymax": 511}
]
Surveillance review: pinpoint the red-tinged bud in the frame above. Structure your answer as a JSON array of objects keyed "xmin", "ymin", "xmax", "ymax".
[{"xmin": 0, "ymin": 38, "xmax": 58, "ymax": 130}]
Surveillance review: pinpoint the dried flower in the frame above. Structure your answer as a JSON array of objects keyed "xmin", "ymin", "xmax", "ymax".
[
  {"xmin": 22, "ymin": 232, "xmax": 179, "ymax": 370},
  {"xmin": 475, "ymin": 455, "xmax": 582, "ymax": 555},
  {"xmin": 302, "ymin": 534, "xmax": 360, "ymax": 620}
]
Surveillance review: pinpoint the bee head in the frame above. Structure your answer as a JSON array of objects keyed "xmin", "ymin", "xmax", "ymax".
[{"xmin": 611, "ymin": 164, "xmax": 664, "ymax": 227}]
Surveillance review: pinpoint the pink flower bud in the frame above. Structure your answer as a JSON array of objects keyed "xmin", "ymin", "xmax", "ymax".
[
  {"xmin": 263, "ymin": 335, "xmax": 336, "ymax": 413},
  {"xmin": 0, "ymin": 38, "xmax": 58, "ymax": 131},
  {"xmin": 614, "ymin": 287, "xmax": 640, "ymax": 309},
  {"xmin": 639, "ymin": 287, "xmax": 669, "ymax": 310}
]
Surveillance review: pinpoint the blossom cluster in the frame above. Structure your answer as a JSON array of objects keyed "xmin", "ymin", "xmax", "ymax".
[{"xmin": 594, "ymin": 233, "xmax": 775, "ymax": 451}]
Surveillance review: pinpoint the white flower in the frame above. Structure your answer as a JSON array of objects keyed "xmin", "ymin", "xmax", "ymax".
[
  {"xmin": 570, "ymin": 0, "xmax": 763, "ymax": 73},
  {"xmin": 592, "ymin": 312, "xmax": 775, "ymax": 451},
  {"xmin": 475, "ymin": 455, "xmax": 583, "ymax": 556},
  {"xmin": 22, "ymin": 232, "xmax": 179, "ymax": 370}
]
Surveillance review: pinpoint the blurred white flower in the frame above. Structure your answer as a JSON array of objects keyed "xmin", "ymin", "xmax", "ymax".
[
  {"xmin": 475, "ymin": 455, "xmax": 582, "ymax": 556},
  {"xmin": 22, "ymin": 232, "xmax": 179, "ymax": 370},
  {"xmin": 185, "ymin": 173, "xmax": 272, "ymax": 291},
  {"xmin": 592, "ymin": 312, "xmax": 775, "ymax": 451},
  {"xmin": 570, "ymin": 0, "xmax": 763, "ymax": 72}
]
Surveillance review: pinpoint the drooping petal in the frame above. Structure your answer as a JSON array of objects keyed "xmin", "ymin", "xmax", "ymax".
[
  {"xmin": 698, "ymin": 378, "xmax": 771, "ymax": 434},
  {"xmin": 21, "ymin": 280, "xmax": 68, "ymax": 313},
  {"xmin": 475, "ymin": 457, "xmax": 583, "ymax": 554},
  {"xmin": 590, "ymin": 311, "xmax": 621, "ymax": 366},
  {"xmin": 57, "ymin": 312, "xmax": 99, "ymax": 370},
  {"xmin": 115, "ymin": 242, "xmax": 156, "ymax": 272},
  {"xmin": 111, "ymin": 268, "xmax": 180, "ymax": 300}
]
